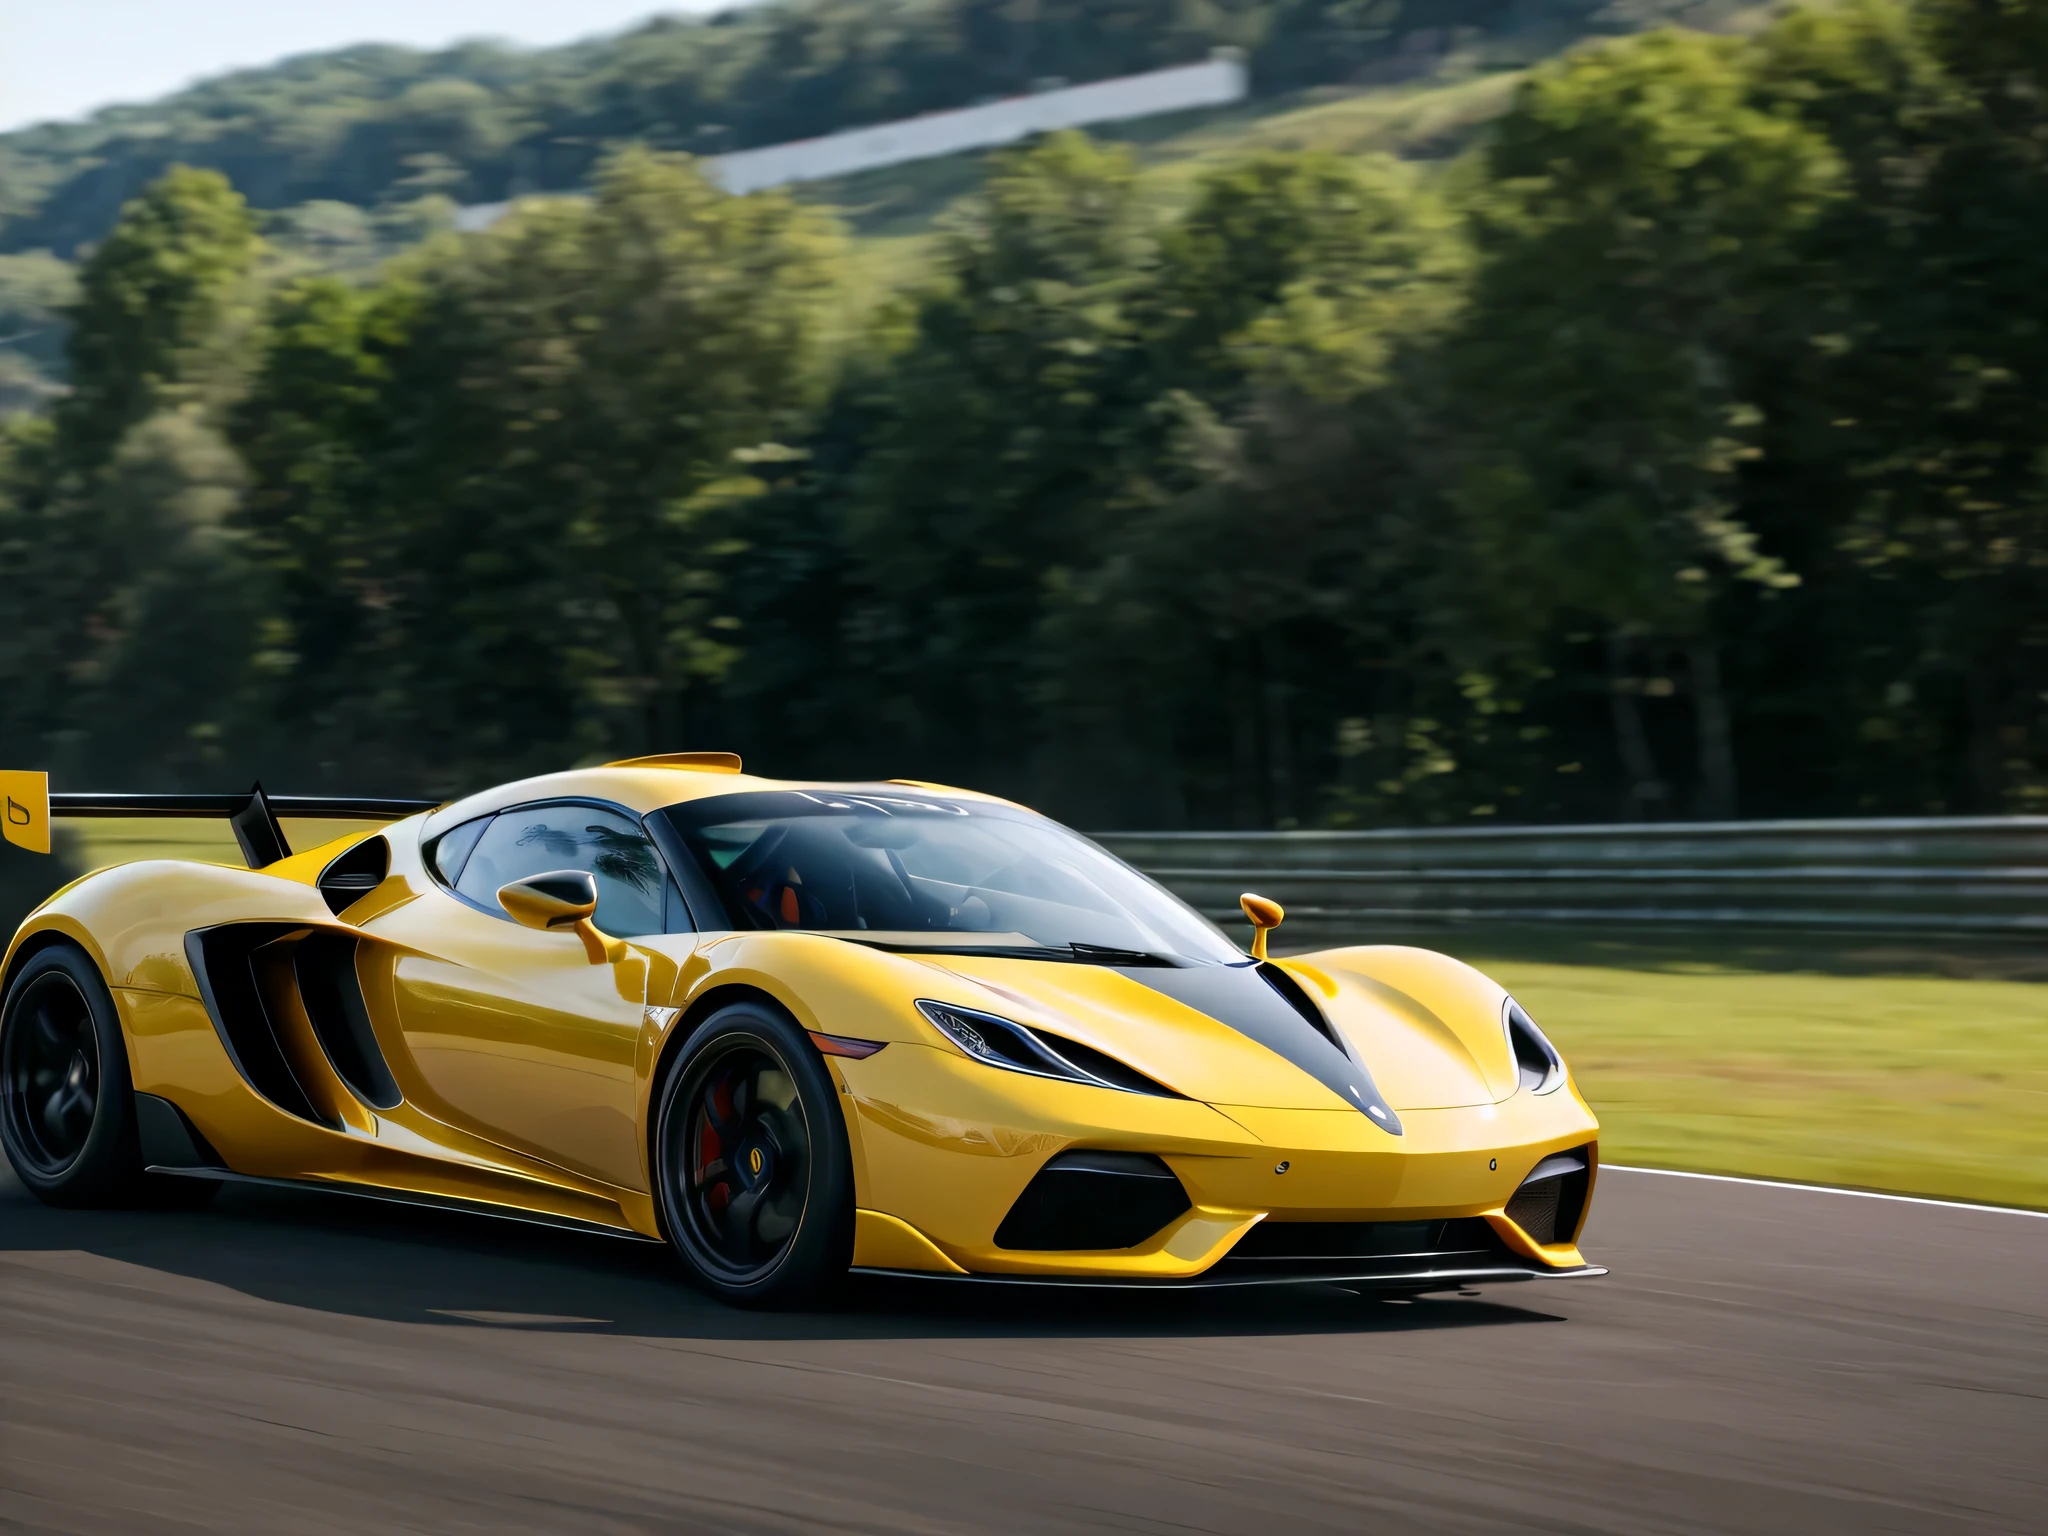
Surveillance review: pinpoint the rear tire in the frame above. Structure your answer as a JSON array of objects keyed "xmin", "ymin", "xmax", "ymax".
[
  {"xmin": 653, "ymin": 1000, "xmax": 854, "ymax": 1308},
  {"xmin": 1, "ymin": 943, "xmax": 144, "ymax": 1207}
]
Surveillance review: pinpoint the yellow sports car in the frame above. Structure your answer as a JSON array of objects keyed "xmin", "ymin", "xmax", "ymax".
[{"xmin": 0, "ymin": 756, "xmax": 1601, "ymax": 1305}]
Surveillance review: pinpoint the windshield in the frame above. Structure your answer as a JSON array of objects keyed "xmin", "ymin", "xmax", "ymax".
[{"xmin": 654, "ymin": 789, "xmax": 1244, "ymax": 966}]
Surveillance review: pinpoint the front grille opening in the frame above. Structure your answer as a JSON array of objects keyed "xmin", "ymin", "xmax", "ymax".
[
  {"xmin": 994, "ymin": 1151, "xmax": 1191, "ymax": 1251},
  {"xmin": 1504, "ymin": 1147, "xmax": 1592, "ymax": 1246},
  {"xmin": 1230, "ymin": 1217, "xmax": 1500, "ymax": 1261},
  {"xmin": 1213, "ymin": 1217, "xmax": 1517, "ymax": 1283}
]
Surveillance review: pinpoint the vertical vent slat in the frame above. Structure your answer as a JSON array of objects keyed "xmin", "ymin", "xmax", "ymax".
[
  {"xmin": 295, "ymin": 933, "xmax": 402, "ymax": 1110},
  {"xmin": 184, "ymin": 926, "xmax": 336, "ymax": 1129}
]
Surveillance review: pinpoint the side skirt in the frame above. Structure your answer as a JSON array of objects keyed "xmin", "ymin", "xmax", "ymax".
[{"xmin": 144, "ymin": 1164, "xmax": 662, "ymax": 1244}]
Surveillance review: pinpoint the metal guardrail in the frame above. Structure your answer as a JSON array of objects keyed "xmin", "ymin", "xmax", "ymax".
[{"xmin": 1096, "ymin": 817, "xmax": 2048, "ymax": 940}]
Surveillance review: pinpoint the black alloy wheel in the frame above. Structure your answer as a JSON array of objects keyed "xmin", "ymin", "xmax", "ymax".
[
  {"xmin": 0, "ymin": 943, "xmax": 147, "ymax": 1206},
  {"xmin": 655, "ymin": 1001, "xmax": 854, "ymax": 1307},
  {"xmin": 5, "ymin": 967, "xmax": 99, "ymax": 1175}
]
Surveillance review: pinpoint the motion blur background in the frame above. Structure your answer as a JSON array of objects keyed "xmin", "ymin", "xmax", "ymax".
[{"xmin": 1, "ymin": 1, "xmax": 2044, "ymax": 1204}]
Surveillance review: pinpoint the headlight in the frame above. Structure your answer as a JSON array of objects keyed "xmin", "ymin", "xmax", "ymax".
[
  {"xmin": 1503, "ymin": 997, "xmax": 1566, "ymax": 1095},
  {"xmin": 915, "ymin": 999, "xmax": 1179, "ymax": 1097}
]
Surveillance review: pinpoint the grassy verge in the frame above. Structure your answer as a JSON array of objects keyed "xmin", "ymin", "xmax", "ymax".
[{"xmin": 1472, "ymin": 957, "xmax": 2048, "ymax": 1211}]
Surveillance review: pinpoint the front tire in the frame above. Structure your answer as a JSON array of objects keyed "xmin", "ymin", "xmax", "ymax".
[
  {"xmin": 654, "ymin": 1001, "xmax": 854, "ymax": 1307},
  {"xmin": 1, "ymin": 942, "xmax": 143, "ymax": 1207}
]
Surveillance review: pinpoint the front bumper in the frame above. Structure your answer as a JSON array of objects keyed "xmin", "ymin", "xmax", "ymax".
[{"xmin": 832, "ymin": 1041, "xmax": 1602, "ymax": 1282}]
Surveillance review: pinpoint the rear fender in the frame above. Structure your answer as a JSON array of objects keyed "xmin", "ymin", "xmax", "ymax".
[{"xmin": 16, "ymin": 860, "xmax": 336, "ymax": 998}]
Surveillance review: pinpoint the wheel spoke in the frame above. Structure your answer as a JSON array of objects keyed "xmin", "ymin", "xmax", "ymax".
[
  {"xmin": 755, "ymin": 1187, "xmax": 799, "ymax": 1247},
  {"xmin": 5, "ymin": 977, "xmax": 100, "ymax": 1171},
  {"xmin": 30, "ymin": 1001, "xmax": 68, "ymax": 1057},
  {"xmin": 766, "ymin": 1104, "xmax": 807, "ymax": 1162},
  {"xmin": 669, "ymin": 1041, "xmax": 813, "ymax": 1282},
  {"xmin": 720, "ymin": 1185, "xmax": 763, "ymax": 1263},
  {"xmin": 703, "ymin": 1069, "xmax": 746, "ymax": 1143}
]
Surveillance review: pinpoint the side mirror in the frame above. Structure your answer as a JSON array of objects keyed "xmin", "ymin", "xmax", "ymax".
[
  {"xmin": 500, "ymin": 871, "xmax": 609, "ymax": 963},
  {"xmin": 1239, "ymin": 892, "xmax": 1284, "ymax": 961}
]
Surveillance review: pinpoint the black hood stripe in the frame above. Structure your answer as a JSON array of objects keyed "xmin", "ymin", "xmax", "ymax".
[{"xmin": 1115, "ymin": 963, "xmax": 1402, "ymax": 1134}]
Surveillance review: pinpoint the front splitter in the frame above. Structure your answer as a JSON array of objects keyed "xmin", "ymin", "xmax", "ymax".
[{"xmin": 850, "ymin": 1262, "xmax": 1607, "ymax": 1291}]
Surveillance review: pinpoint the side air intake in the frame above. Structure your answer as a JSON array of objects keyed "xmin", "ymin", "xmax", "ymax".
[
  {"xmin": 994, "ymin": 1151, "xmax": 1191, "ymax": 1251},
  {"xmin": 294, "ymin": 933, "xmax": 401, "ymax": 1109},
  {"xmin": 185, "ymin": 923, "xmax": 405, "ymax": 1125},
  {"xmin": 317, "ymin": 836, "xmax": 389, "ymax": 915},
  {"xmin": 1504, "ymin": 1147, "xmax": 1593, "ymax": 1246},
  {"xmin": 185, "ymin": 926, "xmax": 337, "ymax": 1128}
]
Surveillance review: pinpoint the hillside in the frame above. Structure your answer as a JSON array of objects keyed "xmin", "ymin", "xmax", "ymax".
[
  {"xmin": 0, "ymin": 0, "xmax": 1758, "ymax": 253},
  {"xmin": 0, "ymin": 0, "xmax": 1759, "ymax": 411}
]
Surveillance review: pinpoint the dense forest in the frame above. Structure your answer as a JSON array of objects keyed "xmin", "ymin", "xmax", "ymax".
[{"xmin": 1, "ymin": 0, "xmax": 2044, "ymax": 859}]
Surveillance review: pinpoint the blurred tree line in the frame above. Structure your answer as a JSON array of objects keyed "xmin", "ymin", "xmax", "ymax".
[{"xmin": 2, "ymin": 0, "xmax": 2045, "ymax": 837}]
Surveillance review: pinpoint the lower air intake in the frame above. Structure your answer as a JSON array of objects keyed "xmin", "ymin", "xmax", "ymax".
[
  {"xmin": 1505, "ymin": 1182, "xmax": 1560, "ymax": 1244},
  {"xmin": 1504, "ymin": 1147, "xmax": 1593, "ymax": 1246},
  {"xmin": 994, "ymin": 1151, "xmax": 1191, "ymax": 1251}
]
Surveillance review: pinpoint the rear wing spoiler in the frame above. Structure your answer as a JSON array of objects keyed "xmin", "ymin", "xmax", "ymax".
[{"xmin": 3, "ymin": 770, "xmax": 437, "ymax": 870}]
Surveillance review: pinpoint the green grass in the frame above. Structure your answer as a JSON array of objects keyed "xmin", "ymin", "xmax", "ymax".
[{"xmin": 1474, "ymin": 958, "xmax": 2048, "ymax": 1212}]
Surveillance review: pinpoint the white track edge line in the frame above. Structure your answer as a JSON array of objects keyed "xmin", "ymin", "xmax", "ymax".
[{"xmin": 1604, "ymin": 1164, "xmax": 2048, "ymax": 1219}]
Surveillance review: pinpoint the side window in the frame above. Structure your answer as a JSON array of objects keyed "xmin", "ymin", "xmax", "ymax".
[
  {"xmin": 455, "ymin": 803, "xmax": 665, "ymax": 938},
  {"xmin": 429, "ymin": 815, "xmax": 493, "ymax": 887}
]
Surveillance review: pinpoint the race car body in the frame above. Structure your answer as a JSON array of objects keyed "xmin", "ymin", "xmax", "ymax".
[{"xmin": 0, "ymin": 757, "xmax": 1602, "ymax": 1303}]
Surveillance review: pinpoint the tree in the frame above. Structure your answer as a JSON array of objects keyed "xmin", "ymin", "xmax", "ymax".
[
  {"xmin": 1449, "ymin": 30, "xmax": 1839, "ymax": 817},
  {"xmin": 58, "ymin": 166, "xmax": 262, "ymax": 467},
  {"xmin": 0, "ymin": 170, "xmax": 267, "ymax": 785},
  {"xmin": 1038, "ymin": 151, "xmax": 1471, "ymax": 826},
  {"xmin": 234, "ymin": 148, "xmax": 843, "ymax": 786},
  {"xmin": 829, "ymin": 132, "xmax": 1150, "ymax": 788},
  {"xmin": 0, "ymin": 252, "xmax": 76, "ymax": 415}
]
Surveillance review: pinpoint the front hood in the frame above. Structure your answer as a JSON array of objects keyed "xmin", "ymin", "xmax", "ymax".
[
  {"xmin": 914, "ymin": 954, "xmax": 1421, "ymax": 1124},
  {"xmin": 1287, "ymin": 947, "xmax": 1521, "ymax": 1107}
]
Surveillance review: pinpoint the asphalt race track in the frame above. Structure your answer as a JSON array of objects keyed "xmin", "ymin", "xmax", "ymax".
[{"xmin": 2, "ymin": 1165, "xmax": 2042, "ymax": 1535}]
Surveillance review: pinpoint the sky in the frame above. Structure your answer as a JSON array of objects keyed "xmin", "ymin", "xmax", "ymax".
[{"xmin": 0, "ymin": 1, "xmax": 734, "ymax": 134}]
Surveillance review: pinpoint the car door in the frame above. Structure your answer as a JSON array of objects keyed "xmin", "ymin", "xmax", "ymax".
[{"xmin": 368, "ymin": 800, "xmax": 680, "ymax": 1192}]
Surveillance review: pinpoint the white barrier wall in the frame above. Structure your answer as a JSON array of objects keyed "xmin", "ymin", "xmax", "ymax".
[
  {"xmin": 711, "ymin": 51, "xmax": 1249, "ymax": 195},
  {"xmin": 453, "ymin": 51, "xmax": 1250, "ymax": 230}
]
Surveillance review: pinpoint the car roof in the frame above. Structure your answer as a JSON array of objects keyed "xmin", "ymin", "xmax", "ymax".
[{"xmin": 417, "ymin": 759, "xmax": 1008, "ymax": 841}]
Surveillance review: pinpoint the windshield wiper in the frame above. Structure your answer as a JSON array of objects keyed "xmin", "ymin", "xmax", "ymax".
[
  {"xmin": 1064, "ymin": 942, "xmax": 1181, "ymax": 967},
  {"xmin": 835, "ymin": 937, "xmax": 1182, "ymax": 966}
]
